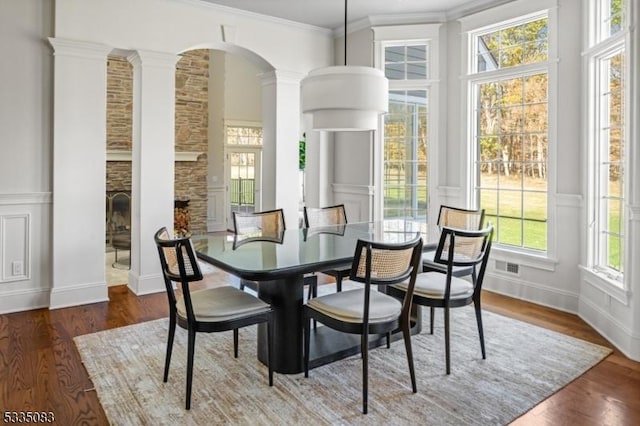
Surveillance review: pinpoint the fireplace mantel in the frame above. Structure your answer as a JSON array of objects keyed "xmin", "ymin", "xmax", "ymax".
[{"xmin": 106, "ymin": 151, "xmax": 202, "ymax": 162}]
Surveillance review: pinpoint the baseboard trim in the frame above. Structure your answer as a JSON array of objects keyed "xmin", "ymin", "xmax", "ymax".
[
  {"xmin": 483, "ymin": 271, "xmax": 579, "ymax": 314},
  {"xmin": 49, "ymin": 281, "xmax": 109, "ymax": 310},
  {"xmin": 579, "ymin": 296, "xmax": 640, "ymax": 362},
  {"xmin": 128, "ymin": 272, "xmax": 165, "ymax": 296},
  {"xmin": 0, "ymin": 287, "xmax": 51, "ymax": 314}
]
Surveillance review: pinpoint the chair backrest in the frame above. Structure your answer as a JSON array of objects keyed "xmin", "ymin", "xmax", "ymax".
[
  {"xmin": 433, "ymin": 226, "xmax": 494, "ymax": 294},
  {"xmin": 154, "ymin": 227, "xmax": 203, "ymax": 320},
  {"xmin": 155, "ymin": 227, "xmax": 203, "ymax": 282},
  {"xmin": 303, "ymin": 204, "xmax": 347, "ymax": 228},
  {"xmin": 437, "ymin": 205, "xmax": 485, "ymax": 231},
  {"xmin": 232, "ymin": 209, "xmax": 286, "ymax": 235},
  {"xmin": 349, "ymin": 235, "xmax": 423, "ymax": 325}
]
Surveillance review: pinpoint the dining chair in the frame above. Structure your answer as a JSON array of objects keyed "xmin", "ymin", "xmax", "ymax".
[
  {"xmin": 388, "ymin": 225, "xmax": 493, "ymax": 375},
  {"xmin": 422, "ymin": 205, "xmax": 485, "ymax": 333},
  {"xmin": 233, "ymin": 208, "xmax": 318, "ymax": 296},
  {"xmin": 303, "ymin": 204, "xmax": 351, "ymax": 299},
  {"xmin": 303, "ymin": 234, "xmax": 423, "ymax": 414},
  {"xmin": 154, "ymin": 227, "xmax": 274, "ymax": 409}
]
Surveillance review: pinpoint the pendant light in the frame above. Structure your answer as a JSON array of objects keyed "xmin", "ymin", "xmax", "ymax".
[{"xmin": 301, "ymin": 0, "xmax": 389, "ymax": 131}]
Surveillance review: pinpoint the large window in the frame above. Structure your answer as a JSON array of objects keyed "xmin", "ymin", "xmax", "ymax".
[
  {"xmin": 587, "ymin": 0, "xmax": 628, "ymax": 282},
  {"xmin": 382, "ymin": 43, "xmax": 430, "ymax": 233},
  {"xmin": 469, "ymin": 13, "xmax": 549, "ymax": 251}
]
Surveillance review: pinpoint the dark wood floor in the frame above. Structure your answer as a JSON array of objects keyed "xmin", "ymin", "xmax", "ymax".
[{"xmin": 1, "ymin": 279, "xmax": 639, "ymax": 425}]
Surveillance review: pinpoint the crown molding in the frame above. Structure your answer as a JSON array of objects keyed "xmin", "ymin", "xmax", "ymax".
[{"xmin": 177, "ymin": 0, "xmax": 332, "ymax": 36}]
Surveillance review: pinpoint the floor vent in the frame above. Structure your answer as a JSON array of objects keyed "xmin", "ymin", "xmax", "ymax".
[{"xmin": 495, "ymin": 260, "xmax": 520, "ymax": 274}]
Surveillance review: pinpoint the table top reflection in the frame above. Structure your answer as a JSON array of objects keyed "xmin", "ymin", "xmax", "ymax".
[{"xmin": 192, "ymin": 220, "xmax": 424, "ymax": 281}]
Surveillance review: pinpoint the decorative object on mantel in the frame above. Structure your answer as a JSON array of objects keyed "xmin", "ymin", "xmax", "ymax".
[
  {"xmin": 106, "ymin": 151, "xmax": 203, "ymax": 162},
  {"xmin": 301, "ymin": 0, "xmax": 388, "ymax": 131},
  {"xmin": 174, "ymin": 199, "xmax": 191, "ymax": 237}
]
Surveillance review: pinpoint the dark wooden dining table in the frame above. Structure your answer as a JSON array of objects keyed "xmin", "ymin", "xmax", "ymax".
[{"xmin": 192, "ymin": 220, "xmax": 423, "ymax": 374}]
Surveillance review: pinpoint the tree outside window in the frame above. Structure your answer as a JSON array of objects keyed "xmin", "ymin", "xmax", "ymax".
[{"xmin": 471, "ymin": 15, "xmax": 549, "ymax": 251}]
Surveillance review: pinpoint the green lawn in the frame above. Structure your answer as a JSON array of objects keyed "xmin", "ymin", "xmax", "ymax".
[{"xmin": 384, "ymin": 173, "xmax": 622, "ymax": 267}]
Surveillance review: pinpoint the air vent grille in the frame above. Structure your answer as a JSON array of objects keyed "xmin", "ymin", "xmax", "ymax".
[{"xmin": 495, "ymin": 260, "xmax": 519, "ymax": 274}]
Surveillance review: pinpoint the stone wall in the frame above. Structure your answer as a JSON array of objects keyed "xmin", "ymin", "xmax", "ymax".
[
  {"xmin": 106, "ymin": 56, "xmax": 132, "ymax": 192},
  {"xmin": 174, "ymin": 49, "xmax": 209, "ymax": 234},
  {"xmin": 105, "ymin": 51, "xmax": 209, "ymax": 234}
]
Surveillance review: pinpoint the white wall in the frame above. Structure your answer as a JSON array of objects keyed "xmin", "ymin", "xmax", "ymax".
[
  {"xmin": 207, "ymin": 50, "xmax": 226, "ymax": 231},
  {"xmin": 0, "ymin": 0, "xmax": 54, "ymax": 313},
  {"xmin": 224, "ymin": 54, "xmax": 263, "ymax": 121},
  {"xmin": 0, "ymin": 0, "xmax": 333, "ymax": 313},
  {"xmin": 329, "ymin": 28, "xmax": 378, "ymax": 223},
  {"xmin": 207, "ymin": 51, "xmax": 264, "ymax": 232}
]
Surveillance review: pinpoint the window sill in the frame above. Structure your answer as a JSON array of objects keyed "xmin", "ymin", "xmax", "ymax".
[
  {"xmin": 491, "ymin": 246, "xmax": 558, "ymax": 272},
  {"xmin": 579, "ymin": 265, "xmax": 630, "ymax": 306}
]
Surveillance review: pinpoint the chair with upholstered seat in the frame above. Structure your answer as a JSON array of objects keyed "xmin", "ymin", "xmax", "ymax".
[
  {"xmin": 389, "ymin": 225, "xmax": 493, "ymax": 375},
  {"xmin": 303, "ymin": 204, "xmax": 351, "ymax": 298},
  {"xmin": 234, "ymin": 208, "xmax": 318, "ymax": 296},
  {"xmin": 154, "ymin": 227, "xmax": 274, "ymax": 409},
  {"xmin": 303, "ymin": 234, "xmax": 423, "ymax": 414},
  {"xmin": 233, "ymin": 208, "xmax": 286, "ymax": 236},
  {"xmin": 422, "ymin": 205, "xmax": 485, "ymax": 333}
]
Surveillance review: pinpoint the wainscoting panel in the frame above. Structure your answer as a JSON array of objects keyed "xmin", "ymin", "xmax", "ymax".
[
  {"xmin": 0, "ymin": 213, "xmax": 30, "ymax": 282},
  {"xmin": 0, "ymin": 192, "xmax": 52, "ymax": 314},
  {"xmin": 333, "ymin": 183, "xmax": 374, "ymax": 223},
  {"xmin": 207, "ymin": 185, "xmax": 226, "ymax": 232}
]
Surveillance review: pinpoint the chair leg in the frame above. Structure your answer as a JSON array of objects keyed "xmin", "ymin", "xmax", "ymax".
[
  {"xmin": 267, "ymin": 317, "xmax": 274, "ymax": 386},
  {"xmin": 233, "ymin": 328, "xmax": 239, "ymax": 358},
  {"xmin": 239, "ymin": 279, "xmax": 245, "ymax": 291},
  {"xmin": 163, "ymin": 313, "xmax": 176, "ymax": 382},
  {"xmin": 304, "ymin": 312, "xmax": 311, "ymax": 378},
  {"xmin": 474, "ymin": 299, "xmax": 486, "ymax": 359},
  {"xmin": 402, "ymin": 320, "xmax": 417, "ymax": 393},
  {"xmin": 430, "ymin": 306, "xmax": 435, "ymax": 335},
  {"xmin": 444, "ymin": 306, "xmax": 451, "ymax": 375},
  {"xmin": 336, "ymin": 273, "xmax": 343, "ymax": 292},
  {"xmin": 361, "ymin": 331, "xmax": 369, "ymax": 414},
  {"xmin": 386, "ymin": 332, "xmax": 391, "ymax": 349},
  {"xmin": 185, "ymin": 328, "xmax": 196, "ymax": 410}
]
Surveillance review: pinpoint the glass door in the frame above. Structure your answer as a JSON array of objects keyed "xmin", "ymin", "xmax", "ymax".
[{"xmin": 226, "ymin": 148, "xmax": 261, "ymax": 230}]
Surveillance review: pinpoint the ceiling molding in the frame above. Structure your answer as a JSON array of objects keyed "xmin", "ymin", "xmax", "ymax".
[
  {"xmin": 179, "ymin": 0, "xmax": 332, "ymax": 36},
  {"xmin": 335, "ymin": 13, "xmax": 447, "ymax": 37},
  {"xmin": 445, "ymin": 0, "xmax": 516, "ymax": 20}
]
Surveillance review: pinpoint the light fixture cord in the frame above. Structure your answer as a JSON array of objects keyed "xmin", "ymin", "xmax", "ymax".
[{"xmin": 344, "ymin": 0, "xmax": 347, "ymax": 66}]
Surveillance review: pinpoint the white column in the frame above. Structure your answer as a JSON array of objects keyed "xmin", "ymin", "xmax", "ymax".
[
  {"xmin": 48, "ymin": 38, "xmax": 112, "ymax": 309},
  {"xmin": 127, "ymin": 50, "xmax": 178, "ymax": 295},
  {"xmin": 626, "ymin": 0, "xmax": 640, "ymax": 360},
  {"xmin": 260, "ymin": 70, "xmax": 304, "ymax": 229},
  {"xmin": 303, "ymin": 117, "xmax": 333, "ymax": 208}
]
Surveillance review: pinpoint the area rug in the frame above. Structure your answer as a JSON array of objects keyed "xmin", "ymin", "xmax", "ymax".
[{"xmin": 74, "ymin": 307, "xmax": 610, "ymax": 425}]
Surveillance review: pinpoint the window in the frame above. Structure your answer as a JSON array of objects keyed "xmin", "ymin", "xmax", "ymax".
[
  {"xmin": 384, "ymin": 89, "xmax": 428, "ymax": 227},
  {"xmin": 226, "ymin": 126, "xmax": 263, "ymax": 146},
  {"xmin": 382, "ymin": 43, "xmax": 431, "ymax": 233},
  {"xmin": 587, "ymin": 0, "xmax": 628, "ymax": 283},
  {"xmin": 469, "ymin": 13, "xmax": 549, "ymax": 252},
  {"xmin": 385, "ymin": 45, "xmax": 429, "ymax": 80},
  {"xmin": 597, "ymin": 0, "xmax": 625, "ymax": 41}
]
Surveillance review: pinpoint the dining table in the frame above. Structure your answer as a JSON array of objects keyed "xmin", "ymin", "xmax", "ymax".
[{"xmin": 192, "ymin": 220, "xmax": 424, "ymax": 374}]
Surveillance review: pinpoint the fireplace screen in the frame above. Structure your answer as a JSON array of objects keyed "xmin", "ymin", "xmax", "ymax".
[{"xmin": 106, "ymin": 191, "xmax": 131, "ymax": 268}]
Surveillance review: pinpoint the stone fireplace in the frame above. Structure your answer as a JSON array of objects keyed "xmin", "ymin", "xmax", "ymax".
[{"xmin": 106, "ymin": 50, "xmax": 209, "ymax": 236}]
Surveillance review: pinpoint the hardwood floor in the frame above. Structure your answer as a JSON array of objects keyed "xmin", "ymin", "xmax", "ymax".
[{"xmin": 1, "ymin": 278, "xmax": 639, "ymax": 425}]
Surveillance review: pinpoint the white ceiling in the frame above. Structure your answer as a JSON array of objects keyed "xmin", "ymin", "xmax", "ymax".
[{"xmin": 199, "ymin": 0, "xmax": 511, "ymax": 30}]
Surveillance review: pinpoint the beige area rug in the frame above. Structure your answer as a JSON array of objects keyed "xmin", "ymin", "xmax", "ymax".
[{"xmin": 74, "ymin": 306, "xmax": 610, "ymax": 425}]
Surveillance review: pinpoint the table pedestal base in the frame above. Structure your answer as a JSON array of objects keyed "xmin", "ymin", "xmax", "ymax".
[{"xmin": 256, "ymin": 276, "xmax": 421, "ymax": 374}]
